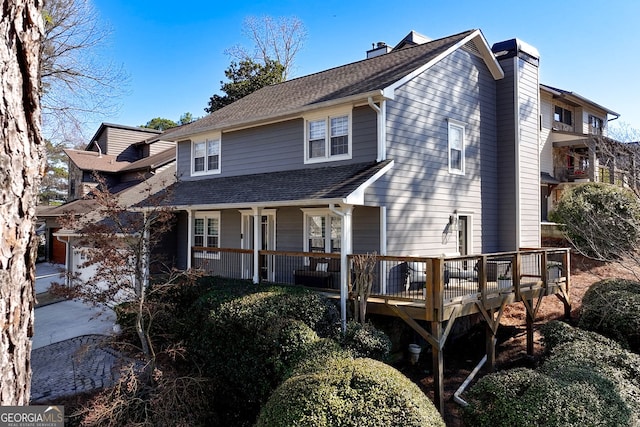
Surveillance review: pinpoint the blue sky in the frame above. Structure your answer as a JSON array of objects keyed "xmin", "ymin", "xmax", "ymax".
[{"xmin": 92, "ymin": 0, "xmax": 640, "ymax": 134}]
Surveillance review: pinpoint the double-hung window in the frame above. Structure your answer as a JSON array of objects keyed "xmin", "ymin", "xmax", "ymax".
[
  {"xmin": 192, "ymin": 137, "xmax": 220, "ymax": 175},
  {"xmin": 303, "ymin": 209, "xmax": 342, "ymax": 253},
  {"xmin": 193, "ymin": 211, "xmax": 220, "ymax": 257},
  {"xmin": 305, "ymin": 110, "xmax": 352, "ymax": 163},
  {"xmin": 448, "ymin": 119, "xmax": 465, "ymax": 175}
]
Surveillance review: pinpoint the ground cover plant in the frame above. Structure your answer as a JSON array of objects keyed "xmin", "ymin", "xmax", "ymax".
[{"xmin": 462, "ymin": 321, "xmax": 640, "ymax": 427}]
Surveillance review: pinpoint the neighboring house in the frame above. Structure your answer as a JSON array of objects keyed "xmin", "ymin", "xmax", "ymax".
[
  {"xmin": 149, "ymin": 29, "xmax": 543, "ymax": 284},
  {"xmin": 538, "ymin": 84, "xmax": 627, "ymax": 226},
  {"xmin": 37, "ymin": 123, "xmax": 177, "ymax": 269}
]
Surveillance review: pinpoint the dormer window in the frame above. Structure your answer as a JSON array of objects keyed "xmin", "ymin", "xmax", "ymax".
[
  {"xmin": 304, "ymin": 108, "xmax": 352, "ymax": 164},
  {"xmin": 554, "ymin": 106, "xmax": 572, "ymax": 126},
  {"xmin": 192, "ymin": 137, "xmax": 220, "ymax": 176}
]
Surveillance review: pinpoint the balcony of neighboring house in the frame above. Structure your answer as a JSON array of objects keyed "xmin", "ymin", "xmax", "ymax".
[{"xmin": 552, "ymin": 135, "xmax": 637, "ymax": 188}]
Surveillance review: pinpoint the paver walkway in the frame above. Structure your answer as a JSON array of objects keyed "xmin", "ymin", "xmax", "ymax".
[{"xmin": 30, "ymin": 334, "xmax": 126, "ymax": 403}]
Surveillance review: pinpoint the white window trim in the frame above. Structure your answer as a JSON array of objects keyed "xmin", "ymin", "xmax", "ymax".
[
  {"xmin": 191, "ymin": 135, "xmax": 221, "ymax": 176},
  {"xmin": 193, "ymin": 211, "xmax": 221, "ymax": 259},
  {"xmin": 301, "ymin": 208, "xmax": 342, "ymax": 253},
  {"xmin": 448, "ymin": 119, "xmax": 466, "ymax": 175},
  {"xmin": 304, "ymin": 107, "xmax": 353, "ymax": 164}
]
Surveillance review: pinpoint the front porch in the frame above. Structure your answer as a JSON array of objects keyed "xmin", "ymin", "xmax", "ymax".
[{"xmin": 191, "ymin": 246, "xmax": 571, "ymax": 414}]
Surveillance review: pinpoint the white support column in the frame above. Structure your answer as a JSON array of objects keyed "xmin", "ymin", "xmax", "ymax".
[
  {"xmin": 380, "ymin": 206, "xmax": 388, "ymax": 294},
  {"xmin": 252, "ymin": 206, "xmax": 262, "ymax": 284},
  {"xmin": 330, "ymin": 203, "xmax": 354, "ymax": 332},
  {"xmin": 186, "ymin": 210, "xmax": 193, "ymax": 269}
]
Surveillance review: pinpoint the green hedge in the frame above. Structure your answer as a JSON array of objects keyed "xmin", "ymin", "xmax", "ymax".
[
  {"xmin": 578, "ymin": 278, "xmax": 640, "ymax": 352},
  {"xmin": 256, "ymin": 356, "xmax": 445, "ymax": 427},
  {"xmin": 463, "ymin": 321, "xmax": 640, "ymax": 426},
  {"xmin": 193, "ymin": 286, "xmax": 341, "ymax": 426},
  {"xmin": 338, "ymin": 321, "xmax": 392, "ymax": 360}
]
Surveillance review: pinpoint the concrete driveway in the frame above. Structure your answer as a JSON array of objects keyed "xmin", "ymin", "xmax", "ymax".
[{"xmin": 33, "ymin": 263, "xmax": 116, "ymax": 349}]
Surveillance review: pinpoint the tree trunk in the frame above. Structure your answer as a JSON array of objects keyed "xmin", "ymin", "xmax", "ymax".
[{"xmin": 0, "ymin": 0, "xmax": 44, "ymax": 405}]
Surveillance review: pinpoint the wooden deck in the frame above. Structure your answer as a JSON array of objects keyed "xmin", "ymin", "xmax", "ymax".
[{"xmin": 354, "ymin": 249, "xmax": 571, "ymax": 415}]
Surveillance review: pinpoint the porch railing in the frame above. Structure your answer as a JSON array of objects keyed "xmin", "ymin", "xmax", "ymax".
[{"xmin": 191, "ymin": 247, "xmax": 570, "ymax": 309}]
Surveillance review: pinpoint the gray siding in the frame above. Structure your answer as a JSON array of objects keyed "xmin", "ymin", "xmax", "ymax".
[
  {"xmin": 175, "ymin": 211, "xmax": 189, "ymax": 269},
  {"xmin": 496, "ymin": 58, "xmax": 518, "ymax": 250},
  {"xmin": 367, "ymin": 48, "xmax": 498, "ymax": 256},
  {"xmin": 220, "ymin": 210, "xmax": 241, "ymax": 248},
  {"xmin": 275, "ymin": 207, "xmax": 304, "ymax": 251},
  {"xmin": 352, "ymin": 206, "xmax": 381, "ymax": 254},
  {"xmin": 517, "ymin": 58, "xmax": 541, "ymax": 248},
  {"xmin": 177, "ymin": 106, "xmax": 378, "ymax": 181},
  {"xmin": 104, "ymin": 127, "xmax": 147, "ymax": 162}
]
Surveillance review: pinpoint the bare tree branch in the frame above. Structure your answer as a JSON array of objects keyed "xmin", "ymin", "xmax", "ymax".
[
  {"xmin": 41, "ymin": 0, "xmax": 129, "ymax": 144},
  {"xmin": 224, "ymin": 15, "xmax": 306, "ymax": 80}
]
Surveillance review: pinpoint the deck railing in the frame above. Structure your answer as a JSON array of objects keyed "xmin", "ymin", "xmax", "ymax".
[{"xmin": 191, "ymin": 247, "xmax": 569, "ymax": 311}]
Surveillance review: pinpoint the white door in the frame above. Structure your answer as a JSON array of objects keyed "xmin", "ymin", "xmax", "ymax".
[{"xmin": 241, "ymin": 211, "xmax": 276, "ymax": 281}]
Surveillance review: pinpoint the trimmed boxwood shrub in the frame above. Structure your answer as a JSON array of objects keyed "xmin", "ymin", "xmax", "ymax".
[
  {"xmin": 192, "ymin": 286, "xmax": 341, "ymax": 425},
  {"xmin": 256, "ymin": 356, "xmax": 445, "ymax": 427},
  {"xmin": 578, "ymin": 278, "xmax": 640, "ymax": 352},
  {"xmin": 463, "ymin": 321, "xmax": 640, "ymax": 427},
  {"xmin": 338, "ymin": 321, "xmax": 392, "ymax": 360}
]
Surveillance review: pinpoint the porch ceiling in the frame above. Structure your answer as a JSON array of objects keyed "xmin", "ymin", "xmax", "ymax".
[
  {"xmin": 154, "ymin": 160, "xmax": 393, "ymax": 210},
  {"xmin": 551, "ymin": 131, "xmax": 590, "ymax": 148}
]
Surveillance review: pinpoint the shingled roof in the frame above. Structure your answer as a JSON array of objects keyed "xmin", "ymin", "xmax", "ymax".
[
  {"xmin": 167, "ymin": 30, "xmax": 490, "ymax": 140},
  {"xmin": 65, "ymin": 147, "xmax": 175, "ymax": 174},
  {"xmin": 151, "ymin": 161, "xmax": 392, "ymax": 209}
]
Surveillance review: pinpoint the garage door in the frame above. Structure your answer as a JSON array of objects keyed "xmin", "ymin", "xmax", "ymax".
[{"xmin": 50, "ymin": 228, "xmax": 66, "ymax": 265}]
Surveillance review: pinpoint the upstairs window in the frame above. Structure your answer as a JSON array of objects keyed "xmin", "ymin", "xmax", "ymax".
[
  {"xmin": 448, "ymin": 119, "xmax": 465, "ymax": 175},
  {"xmin": 554, "ymin": 106, "xmax": 572, "ymax": 126},
  {"xmin": 192, "ymin": 138, "xmax": 220, "ymax": 175},
  {"xmin": 305, "ymin": 110, "xmax": 352, "ymax": 163},
  {"xmin": 589, "ymin": 115, "xmax": 604, "ymax": 135}
]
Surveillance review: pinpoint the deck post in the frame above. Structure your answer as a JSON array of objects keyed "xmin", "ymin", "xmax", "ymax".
[
  {"xmin": 431, "ymin": 320, "xmax": 444, "ymax": 416},
  {"xmin": 525, "ymin": 298, "xmax": 534, "ymax": 356},
  {"xmin": 563, "ymin": 249, "xmax": 571, "ymax": 319},
  {"xmin": 485, "ymin": 321, "xmax": 496, "ymax": 372}
]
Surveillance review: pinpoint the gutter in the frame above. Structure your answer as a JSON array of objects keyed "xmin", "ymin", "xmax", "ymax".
[{"xmin": 169, "ymin": 90, "xmax": 386, "ymax": 141}]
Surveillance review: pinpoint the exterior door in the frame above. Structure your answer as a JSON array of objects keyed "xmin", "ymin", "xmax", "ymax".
[
  {"xmin": 241, "ymin": 211, "xmax": 276, "ymax": 281},
  {"xmin": 458, "ymin": 215, "xmax": 469, "ymax": 256}
]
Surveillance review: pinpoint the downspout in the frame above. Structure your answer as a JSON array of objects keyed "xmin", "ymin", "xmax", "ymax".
[
  {"xmin": 329, "ymin": 203, "xmax": 353, "ymax": 333},
  {"xmin": 368, "ymin": 97, "xmax": 386, "ymax": 162},
  {"xmin": 453, "ymin": 338, "xmax": 497, "ymax": 406}
]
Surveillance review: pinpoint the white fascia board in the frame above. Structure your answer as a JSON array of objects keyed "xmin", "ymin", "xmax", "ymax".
[
  {"xmin": 383, "ymin": 30, "xmax": 504, "ymax": 98},
  {"xmin": 344, "ymin": 160, "xmax": 394, "ymax": 205}
]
